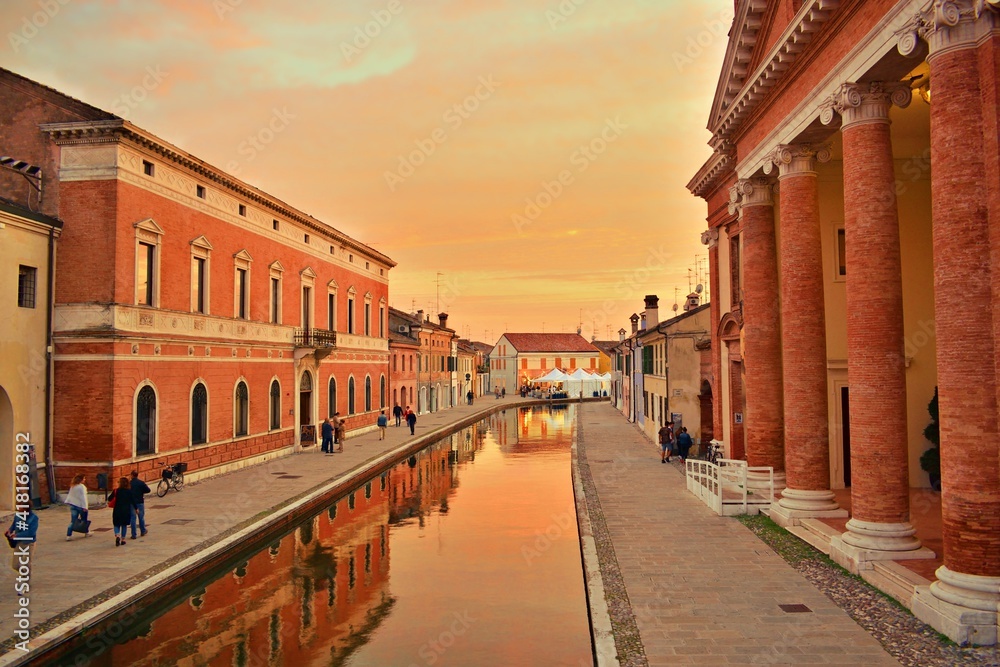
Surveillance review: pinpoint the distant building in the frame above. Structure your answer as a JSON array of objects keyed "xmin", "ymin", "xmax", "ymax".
[
  {"xmin": 490, "ymin": 333, "xmax": 600, "ymax": 392},
  {"xmin": 388, "ymin": 309, "xmax": 455, "ymax": 413}
]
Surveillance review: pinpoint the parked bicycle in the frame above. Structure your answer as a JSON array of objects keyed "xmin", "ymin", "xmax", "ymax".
[
  {"xmin": 156, "ymin": 461, "xmax": 187, "ymax": 497},
  {"xmin": 703, "ymin": 442, "xmax": 724, "ymax": 465}
]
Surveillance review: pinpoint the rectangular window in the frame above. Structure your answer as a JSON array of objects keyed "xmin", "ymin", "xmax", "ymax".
[
  {"xmin": 237, "ymin": 268, "xmax": 248, "ymax": 319},
  {"xmin": 239, "ymin": 204, "xmax": 246, "ymax": 216},
  {"xmin": 570, "ymin": 358, "xmax": 576, "ymax": 369},
  {"xmin": 541, "ymin": 358, "xmax": 547, "ymax": 369},
  {"xmin": 271, "ymin": 277, "xmax": 280, "ymax": 323},
  {"xmin": 137, "ymin": 241, "xmax": 155, "ymax": 306},
  {"xmin": 302, "ymin": 286, "xmax": 311, "ymax": 329},
  {"xmin": 379, "ymin": 306, "xmax": 385, "ymax": 337},
  {"xmin": 642, "ymin": 346, "xmax": 654, "ymax": 374},
  {"xmin": 837, "ymin": 228, "xmax": 846, "ymax": 277},
  {"xmin": 196, "ymin": 185, "xmax": 206, "ymax": 199},
  {"xmin": 328, "ymin": 293, "xmax": 335, "ymax": 330},
  {"xmin": 364, "ymin": 303, "xmax": 371, "ymax": 336},
  {"xmin": 304, "ymin": 233, "xmax": 310, "ymax": 244},
  {"xmin": 192, "ymin": 257, "xmax": 206, "ymax": 313},
  {"xmin": 142, "ymin": 160, "xmax": 154, "ymax": 176},
  {"xmin": 730, "ymin": 234, "xmax": 742, "ymax": 307},
  {"xmin": 521, "ymin": 358, "xmax": 527, "ymax": 369},
  {"xmin": 348, "ymin": 298, "xmax": 355, "ymax": 334},
  {"xmin": 17, "ymin": 265, "xmax": 37, "ymax": 308},
  {"xmin": 273, "ymin": 219, "xmax": 280, "ymax": 231}
]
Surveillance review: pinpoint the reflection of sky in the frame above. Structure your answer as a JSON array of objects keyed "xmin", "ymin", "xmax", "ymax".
[{"xmin": 0, "ymin": 0, "xmax": 728, "ymax": 338}]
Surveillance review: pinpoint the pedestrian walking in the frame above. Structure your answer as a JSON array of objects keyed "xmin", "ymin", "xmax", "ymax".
[
  {"xmin": 334, "ymin": 412, "xmax": 345, "ymax": 452},
  {"xmin": 321, "ymin": 417, "xmax": 334, "ymax": 454},
  {"xmin": 406, "ymin": 407, "xmax": 417, "ymax": 435},
  {"xmin": 466, "ymin": 390, "xmax": 474, "ymax": 405},
  {"xmin": 377, "ymin": 409, "xmax": 388, "ymax": 440},
  {"xmin": 494, "ymin": 386, "xmax": 500, "ymax": 399},
  {"xmin": 501, "ymin": 387, "xmax": 506, "ymax": 398},
  {"xmin": 129, "ymin": 471, "xmax": 151, "ymax": 539},
  {"xmin": 676, "ymin": 427, "xmax": 693, "ymax": 463},
  {"xmin": 6, "ymin": 508, "xmax": 38, "ymax": 576},
  {"xmin": 393, "ymin": 403, "xmax": 403, "ymax": 427},
  {"xmin": 658, "ymin": 421, "xmax": 673, "ymax": 463},
  {"xmin": 107, "ymin": 476, "xmax": 134, "ymax": 547},
  {"xmin": 65, "ymin": 474, "xmax": 91, "ymax": 540}
]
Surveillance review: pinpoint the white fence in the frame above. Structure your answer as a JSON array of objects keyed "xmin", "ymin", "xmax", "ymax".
[{"xmin": 685, "ymin": 458, "xmax": 775, "ymax": 516}]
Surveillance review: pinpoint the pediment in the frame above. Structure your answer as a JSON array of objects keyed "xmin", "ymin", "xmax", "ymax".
[
  {"xmin": 134, "ymin": 217, "xmax": 164, "ymax": 235},
  {"xmin": 269, "ymin": 260, "xmax": 285, "ymax": 273},
  {"xmin": 327, "ymin": 279, "xmax": 339, "ymax": 290},
  {"xmin": 300, "ymin": 266, "xmax": 317, "ymax": 279},
  {"xmin": 233, "ymin": 248, "xmax": 253, "ymax": 262},
  {"xmin": 708, "ymin": 0, "xmax": 767, "ymax": 132},
  {"xmin": 190, "ymin": 235, "xmax": 214, "ymax": 251}
]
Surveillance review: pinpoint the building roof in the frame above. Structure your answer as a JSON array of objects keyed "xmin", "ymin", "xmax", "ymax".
[
  {"xmin": 471, "ymin": 341, "xmax": 493, "ymax": 355},
  {"xmin": 502, "ymin": 333, "xmax": 598, "ymax": 354},
  {"xmin": 590, "ymin": 340, "xmax": 619, "ymax": 356},
  {"xmin": 0, "ymin": 196, "xmax": 62, "ymax": 228}
]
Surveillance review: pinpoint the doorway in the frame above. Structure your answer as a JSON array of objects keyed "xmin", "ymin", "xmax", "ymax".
[
  {"xmin": 841, "ymin": 386, "xmax": 851, "ymax": 487},
  {"xmin": 299, "ymin": 371, "xmax": 313, "ymax": 427}
]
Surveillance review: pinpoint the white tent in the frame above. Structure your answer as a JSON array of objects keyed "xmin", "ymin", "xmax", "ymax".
[
  {"xmin": 566, "ymin": 368, "xmax": 602, "ymax": 396},
  {"xmin": 531, "ymin": 368, "xmax": 569, "ymax": 384}
]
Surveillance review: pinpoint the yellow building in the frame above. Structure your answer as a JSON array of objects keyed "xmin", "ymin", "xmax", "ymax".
[{"xmin": 0, "ymin": 195, "xmax": 61, "ymax": 509}]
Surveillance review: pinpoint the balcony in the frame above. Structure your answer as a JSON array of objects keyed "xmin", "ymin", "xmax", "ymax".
[{"xmin": 294, "ymin": 328, "xmax": 337, "ymax": 348}]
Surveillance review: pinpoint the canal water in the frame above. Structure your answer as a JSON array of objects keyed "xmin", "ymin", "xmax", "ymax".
[{"xmin": 53, "ymin": 405, "xmax": 591, "ymax": 666}]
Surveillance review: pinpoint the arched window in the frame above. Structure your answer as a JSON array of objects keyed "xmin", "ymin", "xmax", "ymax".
[
  {"xmin": 136, "ymin": 385, "xmax": 156, "ymax": 455},
  {"xmin": 269, "ymin": 380, "xmax": 281, "ymax": 430},
  {"xmin": 328, "ymin": 377, "xmax": 337, "ymax": 416},
  {"xmin": 348, "ymin": 377, "xmax": 356, "ymax": 415},
  {"xmin": 192, "ymin": 383, "xmax": 208, "ymax": 444},
  {"xmin": 365, "ymin": 376, "xmax": 372, "ymax": 412},
  {"xmin": 380, "ymin": 375, "xmax": 386, "ymax": 409},
  {"xmin": 235, "ymin": 381, "xmax": 249, "ymax": 437}
]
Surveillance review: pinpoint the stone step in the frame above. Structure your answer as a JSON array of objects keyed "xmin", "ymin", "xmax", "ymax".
[
  {"xmin": 787, "ymin": 523, "xmax": 832, "ymax": 554},
  {"xmin": 758, "ymin": 507, "xmax": 771, "ymax": 518},
  {"xmin": 862, "ymin": 560, "xmax": 933, "ymax": 608}
]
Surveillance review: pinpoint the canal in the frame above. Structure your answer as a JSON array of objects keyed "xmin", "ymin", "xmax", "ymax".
[{"xmin": 50, "ymin": 405, "xmax": 592, "ymax": 666}]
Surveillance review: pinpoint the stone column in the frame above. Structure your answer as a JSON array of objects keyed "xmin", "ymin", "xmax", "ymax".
[
  {"xmin": 764, "ymin": 145, "xmax": 847, "ymax": 524},
  {"xmin": 729, "ymin": 178, "xmax": 785, "ymax": 488},
  {"xmin": 899, "ymin": 2, "xmax": 1000, "ymax": 645},
  {"xmin": 820, "ymin": 82, "xmax": 929, "ymax": 564}
]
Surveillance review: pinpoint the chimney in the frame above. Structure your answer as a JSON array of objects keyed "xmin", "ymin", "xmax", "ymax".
[
  {"xmin": 438, "ymin": 312, "xmax": 448, "ymax": 328},
  {"xmin": 684, "ymin": 292, "xmax": 701, "ymax": 312},
  {"xmin": 644, "ymin": 295, "xmax": 659, "ymax": 327},
  {"xmin": 629, "ymin": 313, "xmax": 639, "ymax": 334},
  {"xmin": 416, "ymin": 309, "xmax": 424, "ymax": 322},
  {"xmin": 618, "ymin": 328, "xmax": 626, "ymax": 342},
  {"xmin": 640, "ymin": 312, "xmax": 647, "ymax": 330}
]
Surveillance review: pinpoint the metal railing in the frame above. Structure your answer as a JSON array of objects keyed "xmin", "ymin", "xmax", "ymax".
[{"xmin": 293, "ymin": 328, "xmax": 337, "ymax": 348}]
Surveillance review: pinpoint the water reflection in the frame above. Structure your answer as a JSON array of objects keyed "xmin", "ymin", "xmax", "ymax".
[{"xmin": 56, "ymin": 406, "xmax": 590, "ymax": 667}]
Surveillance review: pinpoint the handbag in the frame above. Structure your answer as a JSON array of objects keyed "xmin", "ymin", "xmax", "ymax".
[
  {"xmin": 107, "ymin": 491, "xmax": 116, "ymax": 509},
  {"xmin": 4, "ymin": 530, "xmax": 15, "ymax": 549},
  {"xmin": 71, "ymin": 511, "xmax": 91, "ymax": 534}
]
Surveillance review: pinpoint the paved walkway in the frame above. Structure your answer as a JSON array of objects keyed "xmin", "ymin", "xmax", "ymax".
[
  {"xmin": 0, "ymin": 395, "xmax": 525, "ymax": 661},
  {"xmin": 577, "ymin": 402, "xmax": 900, "ymax": 666}
]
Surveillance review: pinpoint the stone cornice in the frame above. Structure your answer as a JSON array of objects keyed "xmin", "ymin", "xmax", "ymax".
[
  {"xmin": 820, "ymin": 81, "xmax": 912, "ymax": 129},
  {"xmin": 897, "ymin": 0, "xmax": 1000, "ymax": 59},
  {"xmin": 687, "ymin": 151, "xmax": 733, "ymax": 198},
  {"xmin": 728, "ymin": 177, "xmax": 774, "ymax": 215},
  {"xmin": 763, "ymin": 143, "xmax": 832, "ymax": 178},
  {"xmin": 710, "ymin": 0, "xmax": 842, "ymax": 151},
  {"xmin": 40, "ymin": 120, "xmax": 396, "ymax": 269}
]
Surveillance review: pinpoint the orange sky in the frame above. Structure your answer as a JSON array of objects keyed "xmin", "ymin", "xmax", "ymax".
[{"xmin": 2, "ymin": 0, "xmax": 730, "ymax": 344}]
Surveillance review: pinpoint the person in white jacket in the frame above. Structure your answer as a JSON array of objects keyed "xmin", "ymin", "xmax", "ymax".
[{"xmin": 65, "ymin": 474, "xmax": 90, "ymax": 540}]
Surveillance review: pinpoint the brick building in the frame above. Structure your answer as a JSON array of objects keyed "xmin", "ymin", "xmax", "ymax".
[
  {"xmin": 387, "ymin": 308, "xmax": 456, "ymax": 414},
  {"xmin": 687, "ymin": 0, "xmax": 999, "ymax": 643},
  {"xmin": 0, "ymin": 68, "xmax": 392, "ymax": 501},
  {"xmin": 490, "ymin": 333, "xmax": 600, "ymax": 393}
]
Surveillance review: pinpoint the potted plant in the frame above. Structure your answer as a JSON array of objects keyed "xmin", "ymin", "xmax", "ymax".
[{"xmin": 920, "ymin": 387, "xmax": 941, "ymax": 491}]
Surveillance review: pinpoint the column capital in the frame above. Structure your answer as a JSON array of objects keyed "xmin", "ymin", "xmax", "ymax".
[
  {"xmin": 820, "ymin": 82, "xmax": 912, "ymax": 129},
  {"xmin": 897, "ymin": 0, "xmax": 999, "ymax": 60},
  {"xmin": 701, "ymin": 227, "xmax": 720, "ymax": 248},
  {"xmin": 763, "ymin": 143, "xmax": 832, "ymax": 179},
  {"xmin": 727, "ymin": 177, "xmax": 774, "ymax": 215}
]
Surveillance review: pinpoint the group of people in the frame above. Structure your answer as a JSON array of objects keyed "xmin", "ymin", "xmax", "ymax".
[
  {"xmin": 320, "ymin": 413, "xmax": 347, "ymax": 454},
  {"xmin": 658, "ymin": 420, "xmax": 693, "ymax": 464},
  {"xmin": 392, "ymin": 404, "xmax": 418, "ymax": 434}
]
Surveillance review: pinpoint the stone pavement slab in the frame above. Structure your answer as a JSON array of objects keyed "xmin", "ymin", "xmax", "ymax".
[
  {"xmin": 0, "ymin": 396, "xmax": 529, "ymax": 659},
  {"xmin": 576, "ymin": 402, "xmax": 900, "ymax": 666}
]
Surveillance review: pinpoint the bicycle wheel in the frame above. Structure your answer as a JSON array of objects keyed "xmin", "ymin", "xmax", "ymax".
[
  {"xmin": 156, "ymin": 479, "xmax": 168, "ymax": 497},
  {"xmin": 173, "ymin": 472, "xmax": 184, "ymax": 491}
]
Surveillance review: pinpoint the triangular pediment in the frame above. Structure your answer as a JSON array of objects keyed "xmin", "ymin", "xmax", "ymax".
[
  {"xmin": 269, "ymin": 260, "xmax": 284, "ymax": 273},
  {"xmin": 327, "ymin": 279, "xmax": 339, "ymax": 290},
  {"xmin": 190, "ymin": 235, "xmax": 213, "ymax": 251},
  {"xmin": 233, "ymin": 248, "xmax": 253, "ymax": 262},
  {"xmin": 300, "ymin": 266, "xmax": 317, "ymax": 279},
  {"xmin": 134, "ymin": 217, "xmax": 164, "ymax": 235},
  {"xmin": 347, "ymin": 286, "xmax": 357, "ymax": 296},
  {"xmin": 708, "ymin": 1, "xmax": 767, "ymax": 131}
]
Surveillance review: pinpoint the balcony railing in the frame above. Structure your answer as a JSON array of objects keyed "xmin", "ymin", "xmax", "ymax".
[{"xmin": 294, "ymin": 328, "xmax": 337, "ymax": 348}]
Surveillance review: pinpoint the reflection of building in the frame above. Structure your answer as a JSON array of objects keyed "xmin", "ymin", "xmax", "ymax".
[
  {"xmin": 109, "ymin": 475, "xmax": 392, "ymax": 665},
  {"xmin": 490, "ymin": 333, "xmax": 600, "ymax": 392},
  {"xmin": 686, "ymin": 0, "xmax": 1000, "ymax": 644},
  {"xmin": 0, "ymin": 196, "xmax": 61, "ymax": 509},
  {"xmin": 0, "ymin": 68, "xmax": 391, "ymax": 499},
  {"xmin": 387, "ymin": 443, "xmax": 458, "ymax": 525}
]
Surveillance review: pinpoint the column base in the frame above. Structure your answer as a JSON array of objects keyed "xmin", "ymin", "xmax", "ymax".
[
  {"xmin": 912, "ymin": 568, "xmax": 1000, "ymax": 646},
  {"xmin": 746, "ymin": 470, "xmax": 785, "ymax": 503},
  {"xmin": 769, "ymin": 489, "xmax": 847, "ymax": 528},
  {"xmin": 829, "ymin": 520, "xmax": 935, "ymax": 574}
]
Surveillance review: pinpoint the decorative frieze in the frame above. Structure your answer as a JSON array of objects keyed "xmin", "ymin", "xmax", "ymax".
[{"xmin": 820, "ymin": 82, "xmax": 912, "ymax": 129}]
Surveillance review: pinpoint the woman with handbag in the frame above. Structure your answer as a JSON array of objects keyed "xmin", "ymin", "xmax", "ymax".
[
  {"xmin": 107, "ymin": 476, "xmax": 134, "ymax": 547},
  {"xmin": 65, "ymin": 474, "xmax": 90, "ymax": 540}
]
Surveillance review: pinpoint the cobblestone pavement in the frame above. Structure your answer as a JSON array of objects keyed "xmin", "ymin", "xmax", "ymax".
[{"xmin": 576, "ymin": 402, "xmax": 900, "ymax": 667}]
